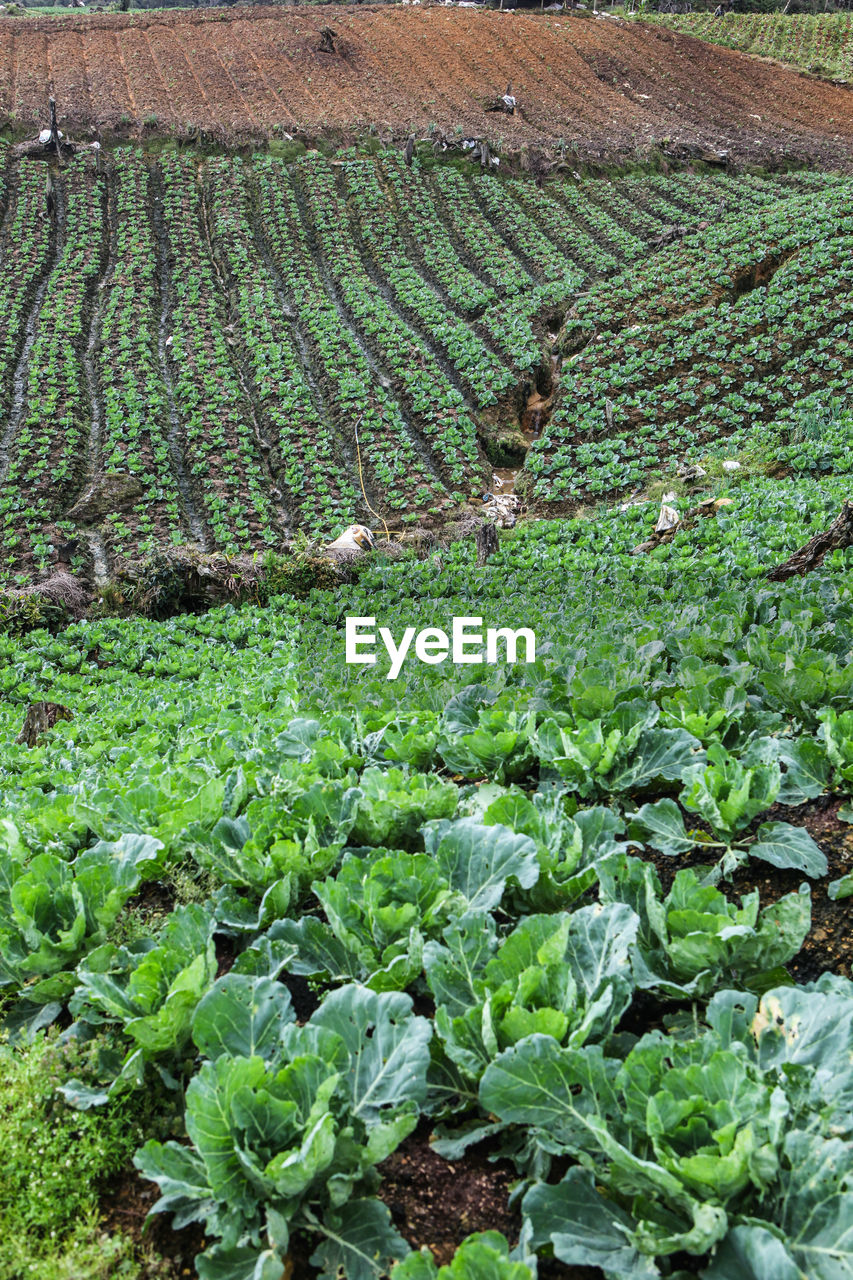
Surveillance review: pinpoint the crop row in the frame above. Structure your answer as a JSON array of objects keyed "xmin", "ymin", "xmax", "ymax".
[
  {"xmin": 339, "ymin": 151, "xmax": 514, "ymax": 407},
  {"xmin": 560, "ymin": 181, "xmax": 853, "ymax": 337},
  {"xmin": 205, "ymin": 156, "xmax": 362, "ymax": 538},
  {"xmin": 292, "ymin": 152, "xmax": 486, "ymax": 496},
  {"xmin": 530, "ymin": 181, "xmax": 628, "ymax": 272},
  {"xmin": 378, "ymin": 152, "xmax": 497, "ymax": 316},
  {"xmin": 1, "ymin": 157, "xmax": 103, "ymax": 582},
  {"xmin": 95, "ymin": 149, "xmax": 187, "ymax": 562},
  {"xmin": 254, "ymin": 156, "xmax": 452, "ymax": 518},
  {"xmin": 656, "ymin": 10, "xmax": 853, "ymax": 81},
  {"xmin": 472, "ymin": 171, "xmax": 583, "ymax": 288},
  {"xmin": 158, "ymin": 153, "xmax": 281, "ymax": 555},
  {"xmin": 0, "ymin": 162, "xmax": 54, "ymax": 428},
  {"xmin": 430, "ymin": 166, "xmax": 533, "ymax": 297},
  {"xmin": 1, "ymin": 150, "xmax": 844, "ymax": 581}
]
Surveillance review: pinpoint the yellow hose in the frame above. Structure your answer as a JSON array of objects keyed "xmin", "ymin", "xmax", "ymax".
[{"xmin": 353, "ymin": 415, "xmax": 390, "ymax": 541}]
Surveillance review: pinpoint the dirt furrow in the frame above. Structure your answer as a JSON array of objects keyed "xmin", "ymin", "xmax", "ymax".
[
  {"xmin": 199, "ymin": 30, "xmax": 264, "ymax": 132},
  {"xmin": 224, "ymin": 39, "xmax": 298, "ymax": 131},
  {"xmin": 197, "ymin": 175, "xmax": 291, "ymax": 540},
  {"xmin": 0, "ymin": 27, "xmax": 14, "ymax": 118},
  {"xmin": 112, "ymin": 31, "xmax": 138, "ymax": 121},
  {"xmin": 332, "ymin": 167, "xmax": 485, "ymax": 415},
  {"xmin": 63, "ymin": 164, "xmax": 113, "ymax": 586}
]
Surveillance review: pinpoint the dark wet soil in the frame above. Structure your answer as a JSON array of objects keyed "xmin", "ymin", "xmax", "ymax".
[
  {"xmin": 380, "ymin": 1122, "xmax": 519, "ymax": 1268},
  {"xmin": 214, "ymin": 934, "xmax": 237, "ymax": 979},
  {"xmin": 377, "ymin": 1123, "xmax": 597, "ymax": 1278},
  {"xmin": 124, "ymin": 880, "xmax": 177, "ymax": 919},
  {"xmin": 282, "ymin": 971, "xmax": 324, "ymax": 1022},
  {"xmin": 105, "ymin": 1121, "xmax": 600, "ymax": 1279},
  {"xmin": 100, "ymin": 1161, "xmax": 207, "ymax": 1279},
  {"xmin": 743, "ymin": 795, "xmax": 853, "ymax": 982}
]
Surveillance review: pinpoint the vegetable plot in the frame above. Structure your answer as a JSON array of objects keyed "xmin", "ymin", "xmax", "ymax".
[
  {"xmin": 205, "ymin": 157, "xmax": 362, "ymax": 539},
  {"xmin": 96, "ymin": 149, "xmax": 187, "ymax": 559},
  {"xmin": 0, "ymin": 149, "xmax": 823, "ymax": 582},
  {"xmin": 254, "ymin": 155, "xmax": 451, "ymax": 519},
  {"xmin": 655, "ymin": 10, "xmax": 853, "ymax": 83},
  {"xmin": 158, "ymin": 153, "xmax": 281, "ymax": 556},
  {"xmin": 0, "ymin": 149, "xmax": 829, "ymax": 585},
  {"xmin": 530, "ymin": 179, "xmax": 853, "ymax": 504},
  {"xmin": 3, "ymin": 462, "xmax": 853, "ymax": 1274}
]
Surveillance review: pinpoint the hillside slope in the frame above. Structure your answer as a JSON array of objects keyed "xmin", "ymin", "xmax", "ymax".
[
  {"xmin": 1, "ymin": 149, "xmax": 846, "ymax": 587},
  {"xmin": 4, "ymin": 6, "xmax": 853, "ymax": 163}
]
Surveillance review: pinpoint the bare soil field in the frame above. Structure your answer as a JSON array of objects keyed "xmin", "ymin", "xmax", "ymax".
[{"xmin": 4, "ymin": 5, "xmax": 853, "ymax": 164}]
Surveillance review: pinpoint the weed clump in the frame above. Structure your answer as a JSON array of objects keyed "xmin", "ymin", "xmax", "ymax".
[{"xmin": 0, "ymin": 1030, "xmax": 157, "ymax": 1279}]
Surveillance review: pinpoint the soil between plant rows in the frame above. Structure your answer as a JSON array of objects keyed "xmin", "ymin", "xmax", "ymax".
[
  {"xmin": 100, "ymin": 1130, "xmax": 600, "ymax": 1279},
  {"xmin": 100, "ymin": 1162, "xmax": 208, "ymax": 1279}
]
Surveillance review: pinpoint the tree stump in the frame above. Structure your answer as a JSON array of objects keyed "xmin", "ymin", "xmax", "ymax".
[
  {"xmin": 767, "ymin": 500, "xmax": 853, "ymax": 581},
  {"xmin": 476, "ymin": 521, "xmax": 499, "ymax": 565},
  {"xmin": 318, "ymin": 27, "xmax": 337, "ymax": 54},
  {"xmin": 49, "ymin": 96, "xmax": 60, "ymax": 150},
  {"xmin": 16, "ymin": 701, "xmax": 73, "ymax": 748}
]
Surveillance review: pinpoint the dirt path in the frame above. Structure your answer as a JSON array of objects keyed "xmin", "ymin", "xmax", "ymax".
[{"xmin": 4, "ymin": 7, "xmax": 853, "ymax": 166}]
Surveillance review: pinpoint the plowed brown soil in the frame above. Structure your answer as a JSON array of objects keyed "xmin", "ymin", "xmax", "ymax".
[{"xmin": 5, "ymin": 5, "xmax": 853, "ymax": 165}]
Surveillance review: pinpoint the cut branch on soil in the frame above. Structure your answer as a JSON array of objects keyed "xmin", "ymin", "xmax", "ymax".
[
  {"xmin": 318, "ymin": 27, "xmax": 337, "ymax": 54},
  {"xmin": 767, "ymin": 500, "xmax": 853, "ymax": 580}
]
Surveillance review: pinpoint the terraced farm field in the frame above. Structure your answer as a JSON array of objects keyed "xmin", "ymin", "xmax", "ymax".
[
  {"xmin": 4, "ymin": 6, "xmax": 853, "ymax": 165},
  {"xmin": 2, "ymin": 147, "xmax": 852, "ymax": 587},
  {"xmin": 6, "ymin": 9, "xmax": 853, "ymax": 1280}
]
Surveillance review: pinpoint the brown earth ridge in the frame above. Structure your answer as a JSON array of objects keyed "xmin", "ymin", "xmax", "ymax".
[{"xmin": 4, "ymin": 6, "xmax": 853, "ymax": 165}]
